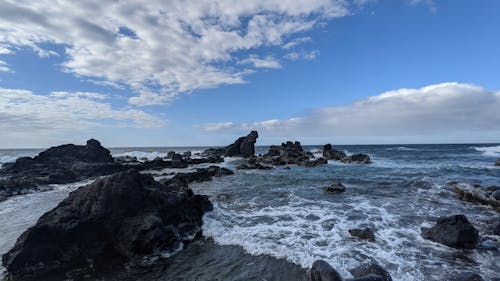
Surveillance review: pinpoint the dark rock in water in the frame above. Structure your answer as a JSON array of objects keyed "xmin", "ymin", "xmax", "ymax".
[
  {"xmin": 166, "ymin": 151, "xmax": 183, "ymax": 160},
  {"xmin": 494, "ymin": 222, "xmax": 500, "ymax": 236},
  {"xmin": 182, "ymin": 151, "xmax": 192, "ymax": 158},
  {"xmin": 1, "ymin": 170, "xmax": 212, "ymax": 279},
  {"xmin": 202, "ymin": 131, "xmax": 259, "ymax": 159},
  {"xmin": 349, "ymin": 228, "xmax": 375, "ymax": 242},
  {"xmin": 451, "ymin": 272, "xmax": 485, "ymax": 281},
  {"xmin": 140, "ymin": 158, "xmax": 189, "ymax": 170},
  {"xmin": 421, "ymin": 215, "xmax": 479, "ymax": 249},
  {"xmin": 162, "ymin": 166, "xmax": 234, "ymax": 186},
  {"xmin": 324, "ymin": 182, "xmax": 346, "ymax": 193},
  {"xmin": 0, "ymin": 139, "xmax": 126, "ymax": 200},
  {"xmin": 495, "ymin": 159, "xmax": 500, "ymax": 166},
  {"xmin": 236, "ymin": 163, "xmax": 273, "ymax": 170},
  {"xmin": 255, "ymin": 140, "xmax": 325, "ymax": 167},
  {"xmin": 341, "ymin": 153, "xmax": 371, "ymax": 164},
  {"xmin": 323, "ymin": 144, "xmax": 347, "ymax": 161},
  {"xmin": 115, "ymin": 155, "xmax": 138, "ymax": 163},
  {"xmin": 346, "ymin": 274, "xmax": 385, "ymax": 281},
  {"xmin": 315, "ymin": 157, "xmax": 328, "ymax": 165},
  {"xmin": 349, "ymin": 263, "xmax": 393, "ymax": 281},
  {"xmin": 311, "ymin": 260, "xmax": 343, "ymax": 281}
]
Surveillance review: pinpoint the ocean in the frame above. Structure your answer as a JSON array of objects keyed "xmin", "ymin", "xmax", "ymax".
[{"xmin": 0, "ymin": 144, "xmax": 499, "ymax": 280}]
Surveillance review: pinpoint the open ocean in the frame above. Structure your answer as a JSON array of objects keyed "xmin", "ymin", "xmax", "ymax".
[{"xmin": 1, "ymin": 144, "xmax": 499, "ymax": 280}]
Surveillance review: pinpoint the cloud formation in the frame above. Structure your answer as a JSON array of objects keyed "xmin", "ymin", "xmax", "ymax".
[
  {"xmin": 199, "ymin": 83, "xmax": 500, "ymax": 140},
  {"xmin": 0, "ymin": 88, "xmax": 166, "ymax": 146},
  {"xmin": 0, "ymin": 0, "xmax": 351, "ymax": 105}
]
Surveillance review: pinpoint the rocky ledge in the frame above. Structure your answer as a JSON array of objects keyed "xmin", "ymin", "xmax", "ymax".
[
  {"xmin": 2, "ymin": 170, "xmax": 212, "ymax": 279},
  {"xmin": 253, "ymin": 141, "xmax": 328, "ymax": 167},
  {"xmin": 448, "ymin": 182, "xmax": 500, "ymax": 212},
  {"xmin": 323, "ymin": 144, "xmax": 371, "ymax": 164}
]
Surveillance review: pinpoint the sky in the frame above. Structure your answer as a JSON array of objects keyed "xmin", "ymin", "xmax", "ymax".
[{"xmin": 0, "ymin": 0, "xmax": 499, "ymax": 148}]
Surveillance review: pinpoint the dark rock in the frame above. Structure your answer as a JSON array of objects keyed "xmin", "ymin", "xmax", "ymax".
[
  {"xmin": 324, "ymin": 182, "xmax": 346, "ymax": 193},
  {"xmin": 166, "ymin": 151, "xmax": 183, "ymax": 161},
  {"xmin": 495, "ymin": 159, "xmax": 500, "ymax": 166},
  {"xmin": 182, "ymin": 151, "xmax": 192, "ymax": 158},
  {"xmin": 315, "ymin": 157, "xmax": 328, "ymax": 165},
  {"xmin": 311, "ymin": 260, "xmax": 343, "ymax": 281},
  {"xmin": 0, "ymin": 139, "xmax": 127, "ymax": 200},
  {"xmin": 450, "ymin": 182, "xmax": 500, "ymax": 211},
  {"xmin": 186, "ymin": 156, "xmax": 224, "ymax": 165},
  {"xmin": 451, "ymin": 272, "xmax": 485, "ymax": 281},
  {"xmin": 421, "ymin": 215, "xmax": 479, "ymax": 249},
  {"xmin": 115, "ymin": 155, "xmax": 138, "ymax": 163},
  {"xmin": 323, "ymin": 144, "xmax": 347, "ymax": 161},
  {"xmin": 349, "ymin": 263, "xmax": 392, "ymax": 281},
  {"xmin": 349, "ymin": 228, "xmax": 375, "ymax": 242},
  {"xmin": 236, "ymin": 163, "xmax": 273, "ymax": 170},
  {"xmin": 341, "ymin": 154, "xmax": 371, "ymax": 164},
  {"xmin": 2, "ymin": 171, "xmax": 212, "ymax": 279},
  {"xmin": 140, "ymin": 158, "xmax": 189, "ymax": 170},
  {"xmin": 346, "ymin": 274, "xmax": 385, "ymax": 281},
  {"xmin": 203, "ymin": 131, "xmax": 258, "ymax": 159},
  {"xmin": 494, "ymin": 222, "xmax": 500, "ymax": 236},
  {"xmin": 162, "ymin": 166, "xmax": 234, "ymax": 186}
]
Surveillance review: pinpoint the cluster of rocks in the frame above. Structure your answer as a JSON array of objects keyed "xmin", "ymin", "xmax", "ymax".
[
  {"xmin": 323, "ymin": 144, "xmax": 371, "ymax": 164},
  {"xmin": 2, "ymin": 171, "xmax": 213, "ymax": 279},
  {"xmin": 248, "ymin": 141, "xmax": 328, "ymax": 168},
  {"xmin": 448, "ymin": 182, "xmax": 500, "ymax": 212},
  {"xmin": 202, "ymin": 131, "xmax": 259, "ymax": 159}
]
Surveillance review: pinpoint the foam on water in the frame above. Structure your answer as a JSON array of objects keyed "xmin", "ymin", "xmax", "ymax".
[
  {"xmin": 472, "ymin": 145, "xmax": 500, "ymax": 157},
  {"xmin": 113, "ymin": 151, "xmax": 171, "ymax": 160}
]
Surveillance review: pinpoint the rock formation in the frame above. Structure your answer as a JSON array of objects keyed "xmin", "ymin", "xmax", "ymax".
[{"xmin": 421, "ymin": 215, "xmax": 479, "ymax": 249}]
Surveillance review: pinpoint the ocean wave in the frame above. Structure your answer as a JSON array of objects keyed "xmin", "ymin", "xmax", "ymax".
[
  {"xmin": 113, "ymin": 151, "xmax": 171, "ymax": 161},
  {"xmin": 472, "ymin": 145, "xmax": 500, "ymax": 157}
]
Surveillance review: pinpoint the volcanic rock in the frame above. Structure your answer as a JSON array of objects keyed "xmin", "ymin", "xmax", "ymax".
[{"xmin": 421, "ymin": 215, "xmax": 479, "ymax": 249}]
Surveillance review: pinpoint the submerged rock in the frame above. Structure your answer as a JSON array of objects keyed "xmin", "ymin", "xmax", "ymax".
[
  {"xmin": 311, "ymin": 260, "xmax": 343, "ymax": 281},
  {"xmin": 449, "ymin": 182, "xmax": 500, "ymax": 211},
  {"xmin": 451, "ymin": 272, "xmax": 485, "ymax": 281},
  {"xmin": 311, "ymin": 260, "xmax": 392, "ymax": 281},
  {"xmin": 349, "ymin": 228, "xmax": 376, "ymax": 242},
  {"xmin": 421, "ymin": 215, "xmax": 479, "ymax": 249},
  {"xmin": 349, "ymin": 263, "xmax": 393, "ymax": 281},
  {"xmin": 2, "ymin": 170, "xmax": 212, "ymax": 279},
  {"xmin": 324, "ymin": 182, "xmax": 346, "ymax": 193},
  {"xmin": 236, "ymin": 163, "xmax": 273, "ymax": 170},
  {"xmin": 495, "ymin": 159, "xmax": 500, "ymax": 166},
  {"xmin": 341, "ymin": 153, "xmax": 372, "ymax": 164}
]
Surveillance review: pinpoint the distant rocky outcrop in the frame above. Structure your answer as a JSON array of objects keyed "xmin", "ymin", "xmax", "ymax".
[
  {"xmin": 421, "ymin": 215, "xmax": 479, "ymax": 249},
  {"xmin": 311, "ymin": 260, "xmax": 392, "ymax": 281},
  {"xmin": 255, "ymin": 141, "xmax": 327, "ymax": 167},
  {"xmin": 2, "ymin": 170, "xmax": 212, "ymax": 279},
  {"xmin": 323, "ymin": 144, "xmax": 371, "ymax": 164},
  {"xmin": 202, "ymin": 131, "xmax": 258, "ymax": 158}
]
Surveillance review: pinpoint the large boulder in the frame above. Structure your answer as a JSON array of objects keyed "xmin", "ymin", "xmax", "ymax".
[
  {"xmin": 349, "ymin": 228, "xmax": 376, "ymax": 242},
  {"xmin": 421, "ymin": 215, "xmax": 479, "ymax": 249},
  {"xmin": 311, "ymin": 260, "xmax": 343, "ymax": 281},
  {"xmin": 203, "ymin": 131, "xmax": 259, "ymax": 159},
  {"xmin": 2, "ymin": 170, "xmax": 212, "ymax": 279},
  {"xmin": 349, "ymin": 263, "xmax": 392, "ymax": 281}
]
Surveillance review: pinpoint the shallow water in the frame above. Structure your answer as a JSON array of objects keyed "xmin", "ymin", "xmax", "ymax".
[{"xmin": 0, "ymin": 144, "xmax": 499, "ymax": 280}]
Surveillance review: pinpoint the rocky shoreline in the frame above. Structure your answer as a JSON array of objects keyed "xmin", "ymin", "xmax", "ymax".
[{"xmin": 1, "ymin": 132, "xmax": 498, "ymax": 280}]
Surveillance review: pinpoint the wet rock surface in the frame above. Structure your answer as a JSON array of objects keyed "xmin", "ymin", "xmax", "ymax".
[
  {"xmin": 1, "ymin": 170, "xmax": 212, "ymax": 279},
  {"xmin": 349, "ymin": 228, "xmax": 376, "ymax": 242},
  {"xmin": 448, "ymin": 182, "xmax": 500, "ymax": 211},
  {"xmin": 421, "ymin": 215, "xmax": 479, "ymax": 249},
  {"xmin": 311, "ymin": 260, "xmax": 392, "ymax": 281},
  {"xmin": 202, "ymin": 131, "xmax": 258, "ymax": 158}
]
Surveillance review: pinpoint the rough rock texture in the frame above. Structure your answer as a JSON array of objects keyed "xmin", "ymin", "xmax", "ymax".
[
  {"xmin": 161, "ymin": 166, "xmax": 234, "ymax": 186},
  {"xmin": 421, "ymin": 215, "xmax": 479, "ymax": 249},
  {"xmin": 2, "ymin": 171, "xmax": 212, "ymax": 279},
  {"xmin": 323, "ymin": 144, "xmax": 347, "ymax": 161},
  {"xmin": 255, "ymin": 141, "xmax": 327, "ymax": 167},
  {"xmin": 349, "ymin": 263, "xmax": 393, "ymax": 281},
  {"xmin": 202, "ymin": 131, "xmax": 258, "ymax": 158},
  {"xmin": 349, "ymin": 228, "xmax": 375, "ymax": 242},
  {"xmin": 341, "ymin": 154, "xmax": 372, "ymax": 164},
  {"xmin": 0, "ymin": 139, "xmax": 126, "ymax": 200},
  {"xmin": 324, "ymin": 182, "xmax": 346, "ymax": 193},
  {"xmin": 449, "ymin": 182, "xmax": 500, "ymax": 211}
]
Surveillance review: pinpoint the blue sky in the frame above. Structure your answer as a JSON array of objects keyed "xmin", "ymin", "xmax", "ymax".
[{"xmin": 0, "ymin": 0, "xmax": 499, "ymax": 148}]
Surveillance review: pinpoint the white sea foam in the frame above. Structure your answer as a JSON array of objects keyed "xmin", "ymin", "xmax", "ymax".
[
  {"xmin": 113, "ymin": 151, "xmax": 170, "ymax": 160},
  {"xmin": 472, "ymin": 145, "xmax": 500, "ymax": 157},
  {"xmin": 202, "ymin": 195, "xmax": 434, "ymax": 281}
]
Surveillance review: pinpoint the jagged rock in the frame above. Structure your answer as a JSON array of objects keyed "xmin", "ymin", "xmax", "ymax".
[
  {"xmin": 324, "ymin": 182, "xmax": 346, "ymax": 193},
  {"xmin": 323, "ymin": 144, "xmax": 347, "ymax": 161},
  {"xmin": 341, "ymin": 154, "xmax": 371, "ymax": 164},
  {"xmin": 0, "ymin": 139, "xmax": 126, "ymax": 200},
  {"xmin": 349, "ymin": 228, "xmax": 375, "ymax": 242},
  {"xmin": 202, "ymin": 131, "xmax": 259, "ymax": 158},
  {"xmin": 1, "ymin": 171, "xmax": 212, "ymax": 279},
  {"xmin": 421, "ymin": 215, "xmax": 479, "ymax": 249},
  {"xmin": 349, "ymin": 263, "xmax": 392, "ymax": 281},
  {"xmin": 255, "ymin": 141, "xmax": 324, "ymax": 167},
  {"xmin": 161, "ymin": 166, "xmax": 234, "ymax": 185}
]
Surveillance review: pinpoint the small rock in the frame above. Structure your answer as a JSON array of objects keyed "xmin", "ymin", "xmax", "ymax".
[
  {"xmin": 324, "ymin": 182, "xmax": 346, "ymax": 193},
  {"xmin": 349, "ymin": 228, "xmax": 375, "ymax": 242},
  {"xmin": 421, "ymin": 215, "xmax": 479, "ymax": 249}
]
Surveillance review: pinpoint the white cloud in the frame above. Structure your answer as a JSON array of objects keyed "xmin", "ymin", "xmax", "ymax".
[
  {"xmin": 284, "ymin": 50, "xmax": 319, "ymax": 61},
  {"xmin": 0, "ymin": 44, "xmax": 12, "ymax": 54},
  {"xmin": 240, "ymin": 55, "xmax": 282, "ymax": 69},
  {"xmin": 198, "ymin": 83, "xmax": 500, "ymax": 142},
  {"xmin": 0, "ymin": 0, "xmax": 352, "ymax": 105},
  {"xmin": 0, "ymin": 60, "xmax": 11, "ymax": 72},
  {"xmin": 282, "ymin": 37, "xmax": 312, "ymax": 49},
  {"xmin": 0, "ymin": 88, "xmax": 167, "ymax": 146},
  {"xmin": 408, "ymin": 0, "xmax": 437, "ymax": 13}
]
